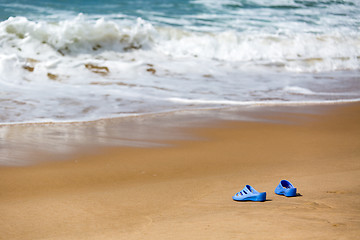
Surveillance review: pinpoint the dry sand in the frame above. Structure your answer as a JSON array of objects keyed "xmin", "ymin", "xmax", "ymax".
[{"xmin": 0, "ymin": 103, "xmax": 359, "ymax": 240}]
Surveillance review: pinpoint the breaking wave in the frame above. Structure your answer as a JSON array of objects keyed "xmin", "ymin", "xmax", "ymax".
[{"xmin": 1, "ymin": 15, "xmax": 359, "ymax": 72}]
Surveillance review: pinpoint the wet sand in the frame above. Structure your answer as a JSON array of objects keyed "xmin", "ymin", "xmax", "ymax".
[{"xmin": 0, "ymin": 103, "xmax": 359, "ymax": 240}]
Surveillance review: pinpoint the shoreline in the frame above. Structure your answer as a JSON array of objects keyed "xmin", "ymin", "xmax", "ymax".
[
  {"xmin": 0, "ymin": 103, "xmax": 359, "ymax": 239},
  {"xmin": 2, "ymin": 98, "xmax": 360, "ymax": 127},
  {"xmin": 0, "ymin": 102, "xmax": 357, "ymax": 166}
]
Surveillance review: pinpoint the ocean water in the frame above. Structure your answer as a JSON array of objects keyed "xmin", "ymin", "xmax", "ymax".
[{"xmin": 0, "ymin": 0, "xmax": 359, "ymax": 124}]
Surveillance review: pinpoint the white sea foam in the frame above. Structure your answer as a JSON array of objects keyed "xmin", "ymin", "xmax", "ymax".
[
  {"xmin": 0, "ymin": 15, "xmax": 359, "ymax": 124},
  {"xmin": 1, "ymin": 16, "xmax": 359, "ymax": 71},
  {"xmin": 168, "ymin": 97, "xmax": 360, "ymax": 106}
]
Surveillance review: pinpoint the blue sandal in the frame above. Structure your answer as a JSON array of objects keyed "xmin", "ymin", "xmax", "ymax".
[
  {"xmin": 232, "ymin": 185, "xmax": 266, "ymax": 202},
  {"xmin": 275, "ymin": 180, "xmax": 297, "ymax": 197}
]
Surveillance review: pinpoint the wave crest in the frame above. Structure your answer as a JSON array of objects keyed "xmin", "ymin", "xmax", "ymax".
[
  {"xmin": 1, "ymin": 15, "xmax": 156, "ymax": 55},
  {"xmin": 0, "ymin": 15, "xmax": 359, "ymax": 72}
]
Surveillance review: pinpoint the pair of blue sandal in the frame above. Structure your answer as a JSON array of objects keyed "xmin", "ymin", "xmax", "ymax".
[{"xmin": 232, "ymin": 180, "xmax": 297, "ymax": 202}]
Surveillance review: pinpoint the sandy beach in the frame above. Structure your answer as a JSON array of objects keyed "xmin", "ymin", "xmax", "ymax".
[{"xmin": 0, "ymin": 103, "xmax": 359, "ymax": 240}]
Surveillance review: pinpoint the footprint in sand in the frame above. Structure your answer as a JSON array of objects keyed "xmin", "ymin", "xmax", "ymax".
[
  {"xmin": 326, "ymin": 190, "xmax": 351, "ymax": 194},
  {"xmin": 281, "ymin": 201, "xmax": 332, "ymax": 211},
  {"xmin": 331, "ymin": 223, "xmax": 346, "ymax": 227},
  {"xmin": 303, "ymin": 201, "xmax": 332, "ymax": 209}
]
